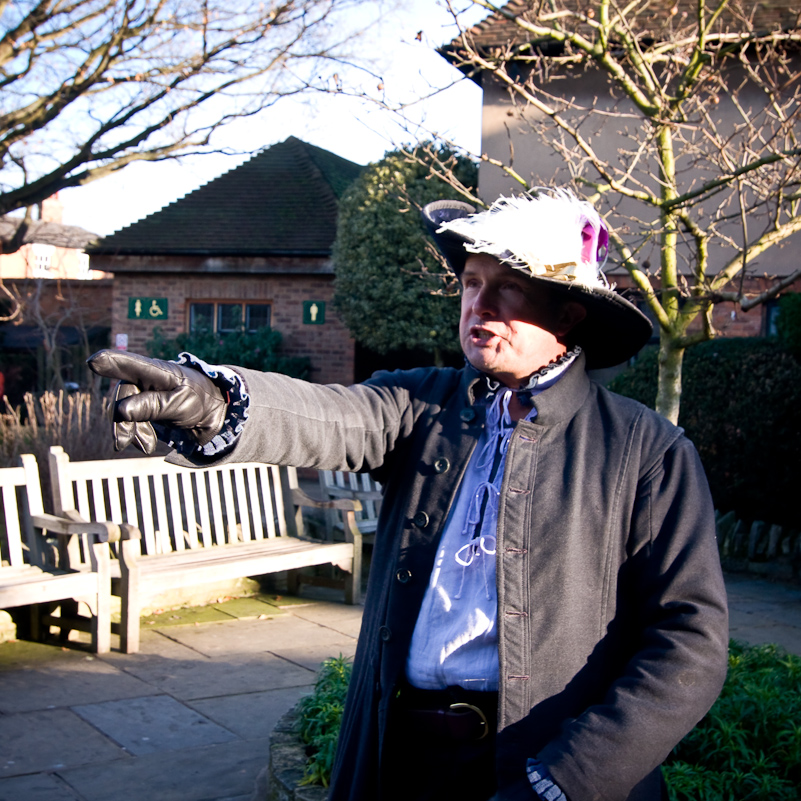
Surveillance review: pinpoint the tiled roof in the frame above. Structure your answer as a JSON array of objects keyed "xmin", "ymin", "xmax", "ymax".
[
  {"xmin": 89, "ymin": 137, "xmax": 364, "ymax": 256},
  {"xmin": 0, "ymin": 217, "xmax": 98, "ymax": 250},
  {"xmin": 445, "ymin": 1, "xmax": 800, "ymax": 53}
]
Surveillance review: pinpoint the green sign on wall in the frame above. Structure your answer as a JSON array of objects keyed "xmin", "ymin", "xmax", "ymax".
[
  {"xmin": 303, "ymin": 300, "xmax": 326, "ymax": 325},
  {"xmin": 128, "ymin": 297, "xmax": 168, "ymax": 320}
]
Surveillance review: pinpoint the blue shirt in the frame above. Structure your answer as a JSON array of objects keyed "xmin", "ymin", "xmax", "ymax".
[{"xmin": 406, "ymin": 352, "xmax": 579, "ymax": 691}]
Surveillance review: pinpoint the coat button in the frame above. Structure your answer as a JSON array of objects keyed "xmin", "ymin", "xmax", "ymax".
[
  {"xmin": 379, "ymin": 626, "xmax": 392, "ymax": 642},
  {"xmin": 395, "ymin": 568, "xmax": 412, "ymax": 584},
  {"xmin": 413, "ymin": 511, "xmax": 429, "ymax": 528},
  {"xmin": 460, "ymin": 408, "xmax": 476, "ymax": 423},
  {"xmin": 434, "ymin": 457, "xmax": 450, "ymax": 474}
]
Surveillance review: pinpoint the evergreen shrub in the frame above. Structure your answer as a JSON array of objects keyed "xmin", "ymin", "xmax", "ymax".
[
  {"xmin": 146, "ymin": 326, "xmax": 311, "ymax": 379},
  {"xmin": 608, "ymin": 339, "xmax": 801, "ymax": 528},
  {"xmin": 297, "ymin": 655, "xmax": 352, "ymax": 787},
  {"xmin": 664, "ymin": 641, "xmax": 801, "ymax": 800},
  {"xmin": 776, "ymin": 293, "xmax": 801, "ymax": 358}
]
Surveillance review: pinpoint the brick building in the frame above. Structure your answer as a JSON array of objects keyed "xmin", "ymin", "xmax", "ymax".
[
  {"xmin": 0, "ymin": 194, "xmax": 111, "ymax": 400},
  {"xmin": 88, "ymin": 137, "xmax": 363, "ymax": 386}
]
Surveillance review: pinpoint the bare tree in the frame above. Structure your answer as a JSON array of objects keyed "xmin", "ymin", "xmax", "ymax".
[
  {"xmin": 406, "ymin": 0, "xmax": 801, "ymax": 422},
  {"xmin": 0, "ymin": 0, "xmax": 376, "ymax": 229}
]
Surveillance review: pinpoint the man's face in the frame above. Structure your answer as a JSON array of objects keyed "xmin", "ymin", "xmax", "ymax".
[{"xmin": 459, "ymin": 254, "xmax": 582, "ymax": 387}]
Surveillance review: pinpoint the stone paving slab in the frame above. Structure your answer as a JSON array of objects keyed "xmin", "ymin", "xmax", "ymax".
[
  {"xmin": 0, "ymin": 709, "xmax": 127, "ymax": 777},
  {"xmin": 0, "ymin": 654, "xmax": 155, "ymax": 714},
  {"xmin": 103, "ymin": 646, "xmax": 316, "ymax": 701},
  {"xmin": 0, "ymin": 772, "xmax": 82, "ymax": 801},
  {"xmin": 188, "ymin": 685, "xmax": 312, "ymax": 740},
  {"xmin": 160, "ymin": 614, "xmax": 358, "ymax": 671},
  {"xmin": 73, "ymin": 695, "xmax": 239, "ymax": 756},
  {"xmin": 57, "ymin": 736, "xmax": 272, "ymax": 801},
  {"xmin": 286, "ymin": 600, "xmax": 367, "ymax": 639}
]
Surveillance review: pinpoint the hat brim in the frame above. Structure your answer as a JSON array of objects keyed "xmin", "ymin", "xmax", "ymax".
[{"xmin": 422, "ymin": 200, "xmax": 653, "ymax": 370}]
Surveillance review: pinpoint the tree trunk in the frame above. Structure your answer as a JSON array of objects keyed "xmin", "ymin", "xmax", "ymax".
[{"xmin": 655, "ymin": 337, "xmax": 684, "ymax": 424}]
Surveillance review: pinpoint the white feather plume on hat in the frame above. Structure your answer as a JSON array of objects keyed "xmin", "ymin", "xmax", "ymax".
[{"xmin": 436, "ymin": 190, "xmax": 610, "ymax": 290}]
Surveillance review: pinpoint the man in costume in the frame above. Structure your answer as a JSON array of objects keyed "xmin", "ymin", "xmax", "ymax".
[{"xmin": 89, "ymin": 189, "xmax": 728, "ymax": 801}]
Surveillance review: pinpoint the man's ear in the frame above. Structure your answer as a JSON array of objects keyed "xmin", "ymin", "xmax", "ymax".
[{"xmin": 555, "ymin": 301, "xmax": 587, "ymax": 336}]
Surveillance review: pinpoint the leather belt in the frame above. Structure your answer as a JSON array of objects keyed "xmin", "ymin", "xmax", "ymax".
[
  {"xmin": 402, "ymin": 702, "xmax": 490, "ymax": 741},
  {"xmin": 394, "ymin": 685, "xmax": 498, "ymax": 742}
]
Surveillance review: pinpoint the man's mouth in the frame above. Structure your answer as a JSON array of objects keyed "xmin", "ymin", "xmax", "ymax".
[{"xmin": 470, "ymin": 326, "xmax": 500, "ymax": 342}]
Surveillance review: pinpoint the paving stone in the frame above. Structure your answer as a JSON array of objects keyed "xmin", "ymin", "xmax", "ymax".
[
  {"xmin": 100, "ymin": 649, "xmax": 315, "ymax": 701},
  {"xmin": 287, "ymin": 601, "xmax": 365, "ymax": 639},
  {"xmin": 0, "ymin": 640, "xmax": 90, "ymax": 670},
  {"xmin": 188, "ymin": 685, "xmax": 312, "ymax": 740},
  {"xmin": 0, "ymin": 772, "xmax": 82, "ymax": 801},
  {"xmin": 0, "ymin": 709, "xmax": 126, "ymax": 777},
  {"xmin": 162, "ymin": 614, "xmax": 358, "ymax": 670},
  {"xmin": 728, "ymin": 599, "xmax": 801, "ymax": 630},
  {"xmin": 728, "ymin": 623, "xmax": 801, "ymax": 654},
  {"xmin": 141, "ymin": 605, "xmax": 236, "ymax": 628},
  {"xmin": 73, "ymin": 695, "xmax": 238, "ymax": 755},
  {"xmin": 212, "ymin": 596, "xmax": 288, "ymax": 620},
  {"xmin": 0, "ymin": 656, "xmax": 155, "ymax": 714},
  {"xmin": 57, "ymin": 736, "xmax": 272, "ymax": 801}
]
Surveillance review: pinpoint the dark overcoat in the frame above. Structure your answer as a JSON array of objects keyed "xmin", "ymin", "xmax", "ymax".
[{"xmin": 175, "ymin": 354, "xmax": 729, "ymax": 801}]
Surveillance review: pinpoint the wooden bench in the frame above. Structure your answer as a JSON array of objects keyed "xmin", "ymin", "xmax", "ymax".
[
  {"xmin": 1, "ymin": 454, "xmax": 115, "ymax": 653},
  {"xmin": 49, "ymin": 447, "xmax": 363, "ymax": 654},
  {"xmin": 318, "ymin": 470, "xmax": 383, "ymax": 544}
]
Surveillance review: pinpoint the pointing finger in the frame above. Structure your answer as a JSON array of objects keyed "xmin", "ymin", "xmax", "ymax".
[{"xmin": 88, "ymin": 350, "xmax": 182, "ymax": 392}]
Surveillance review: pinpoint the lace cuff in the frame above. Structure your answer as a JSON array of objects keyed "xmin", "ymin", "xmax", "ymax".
[{"xmin": 155, "ymin": 352, "xmax": 250, "ymax": 460}]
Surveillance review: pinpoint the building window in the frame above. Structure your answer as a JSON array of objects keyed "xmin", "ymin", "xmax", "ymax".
[
  {"xmin": 77, "ymin": 251, "xmax": 90, "ymax": 279},
  {"xmin": 188, "ymin": 302, "xmax": 271, "ymax": 334},
  {"xmin": 32, "ymin": 243, "xmax": 55, "ymax": 276},
  {"xmin": 764, "ymin": 298, "xmax": 781, "ymax": 337}
]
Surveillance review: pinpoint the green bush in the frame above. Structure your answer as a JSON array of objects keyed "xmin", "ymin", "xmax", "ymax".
[
  {"xmin": 776, "ymin": 293, "xmax": 801, "ymax": 358},
  {"xmin": 665, "ymin": 641, "xmax": 801, "ymax": 800},
  {"xmin": 146, "ymin": 326, "xmax": 311, "ymax": 379},
  {"xmin": 608, "ymin": 339, "xmax": 801, "ymax": 528},
  {"xmin": 297, "ymin": 655, "xmax": 352, "ymax": 787}
]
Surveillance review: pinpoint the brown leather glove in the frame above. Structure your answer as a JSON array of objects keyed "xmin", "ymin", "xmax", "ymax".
[{"xmin": 87, "ymin": 350, "xmax": 228, "ymax": 454}]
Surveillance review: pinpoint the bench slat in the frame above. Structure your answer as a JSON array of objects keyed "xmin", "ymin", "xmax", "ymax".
[
  {"xmin": 246, "ymin": 466, "xmax": 264, "ymax": 541},
  {"xmin": 196, "ymin": 471, "xmax": 213, "ymax": 548},
  {"xmin": 2, "ymin": 482, "xmax": 24, "ymax": 568}
]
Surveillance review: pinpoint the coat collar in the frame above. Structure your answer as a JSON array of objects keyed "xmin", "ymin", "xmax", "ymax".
[{"xmin": 463, "ymin": 351, "xmax": 591, "ymax": 426}]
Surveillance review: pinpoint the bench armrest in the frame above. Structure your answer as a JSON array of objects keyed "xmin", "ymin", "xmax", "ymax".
[
  {"xmin": 291, "ymin": 487, "xmax": 363, "ymax": 513},
  {"xmin": 31, "ymin": 512, "xmax": 121, "ymax": 543},
  {"xmin": 31, "ymin": 511, "xmax": 142, "ymax": 543}
]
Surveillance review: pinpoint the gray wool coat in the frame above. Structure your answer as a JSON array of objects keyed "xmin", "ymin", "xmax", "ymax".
[{"xmin": 173, "ymin": 353, "xmax": 729, "ymax": 801}]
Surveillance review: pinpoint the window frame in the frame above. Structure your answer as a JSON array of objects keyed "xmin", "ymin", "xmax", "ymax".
[{"xmin": 187, "ymin": 301, "xmax": 272, "ymax": 334}]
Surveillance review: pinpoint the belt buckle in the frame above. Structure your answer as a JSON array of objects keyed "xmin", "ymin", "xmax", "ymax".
[{"xmin": 449, "ymin": 702, "xmax": 489, "ymax": 740}]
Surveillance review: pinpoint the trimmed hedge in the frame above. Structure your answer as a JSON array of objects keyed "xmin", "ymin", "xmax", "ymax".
[{"xmin": 608, "ymin": 339, "xmax": 801, "ymax": 528}]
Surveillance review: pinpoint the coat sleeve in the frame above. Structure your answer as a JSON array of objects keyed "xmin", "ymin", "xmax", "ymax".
[
  {"xmin": 538, "ymin": 437, "xmax": 729, "ymax": 801},
  {"xmin": 167, "ymin": 366, "xmax": 432, "ymax": 472}
]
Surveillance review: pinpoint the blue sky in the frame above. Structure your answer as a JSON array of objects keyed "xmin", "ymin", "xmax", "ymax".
[{"xmin": 62, "ymin": 0, "xmax": 485, "ymax": 237}]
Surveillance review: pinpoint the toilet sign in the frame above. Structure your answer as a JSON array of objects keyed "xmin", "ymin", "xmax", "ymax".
[
  {"xmin": 303, "ymin": 300, "xmax": 326, "ymax": 325},
  {"xmin": 128, "ymin": 297, "xmax": 168, "ymax": 320}
]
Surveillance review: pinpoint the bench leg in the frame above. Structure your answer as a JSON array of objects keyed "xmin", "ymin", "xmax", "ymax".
[
  {"xmin": 119, "ymin": 538, "xmax": 141, "ymax": 654},
  {"xmin": 286, "ymin": 568, "xmax": 301, "ymax": 596},
  {"xmin": 91, "ymin": 541, "xmax": 111, "ymax": 655}
]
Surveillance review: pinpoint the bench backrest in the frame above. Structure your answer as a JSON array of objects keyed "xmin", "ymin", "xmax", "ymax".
[
  {"xmin": 318, "ymin": 469, "xmax": 382, "ymax": 538},
  {"xmin": 0, "ymin": 455, "xmax": 45, "ymax": 568},
  {"xmin": 49, "ymin": 447, "xmax": 302, "ymax": 556}
]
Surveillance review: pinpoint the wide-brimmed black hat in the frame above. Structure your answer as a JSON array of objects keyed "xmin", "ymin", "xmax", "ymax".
[{"xmin": 422, "ymin": 196, "xmax": 652, "ymax": 369}]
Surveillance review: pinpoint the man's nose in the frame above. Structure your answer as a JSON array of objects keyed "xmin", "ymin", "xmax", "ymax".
[{"xmin": 473, "ymin": 286, "xmax": 498, "ymax": 316}]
